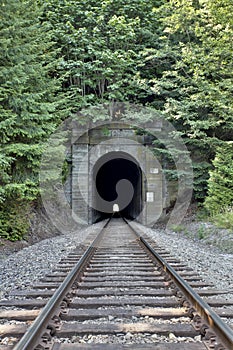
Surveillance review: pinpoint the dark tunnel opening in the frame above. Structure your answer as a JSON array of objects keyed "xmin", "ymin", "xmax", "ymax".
[{"xmin": 92, "ymin": 153, "xmax": 143, "ymax": 222}]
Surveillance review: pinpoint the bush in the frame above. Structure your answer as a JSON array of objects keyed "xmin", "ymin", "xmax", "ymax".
[
  {"xmin": 213, "ymin": 208, "xmax": 233, "ymax": 229},
  {"xmin": 204, "ymin": 142, "xmax": 233, "ymax": 215},
  {"xmin": 0, "ymin": 200, "xmax": 30, "ymax": 241},
  {"xmin": 170, "ymin": 224, "xmax": 189, "ymax": 235}
]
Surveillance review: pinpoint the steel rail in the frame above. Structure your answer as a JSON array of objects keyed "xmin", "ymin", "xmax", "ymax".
[
  {"xmin": 126, "ymin": 219, "xmax": 233, "ymax": 350},
  {"xmin": 13, "ymin": 218, "xmax": 112, "ymax": 350}
]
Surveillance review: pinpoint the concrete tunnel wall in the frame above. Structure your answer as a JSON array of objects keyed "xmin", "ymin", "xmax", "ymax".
[{"xmin": 70, "ymin": 126, "xmax": 164, "ymax": 226}]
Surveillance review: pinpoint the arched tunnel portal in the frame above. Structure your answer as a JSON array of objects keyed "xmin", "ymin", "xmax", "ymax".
[
  {"xmin": 70, "ymin": 125, "xmax": 164, "ymax": 225},
  {"xmin": 92, "ymin": 152, "xmax": 143, "ymax": 222}
]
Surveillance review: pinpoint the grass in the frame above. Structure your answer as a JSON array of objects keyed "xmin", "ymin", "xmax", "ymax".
[
  {"xmin": 196, "ymin": 224, "xmax": 210, "ymax": 240},
  {"xmin": 168, "ymin": 207, "xmax": 233, "ymax": 253},
  {"xmin": 170, "ymin": 224, "xmax": 189, "ymax": 235},
  {"xmin": 212, "ymin": 208, "xmax": 233, "ymax": 230}
]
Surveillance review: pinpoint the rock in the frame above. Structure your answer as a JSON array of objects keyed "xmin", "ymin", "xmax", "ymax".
[
  {"xmin": 125, "ymin": 332, "xmax": 132, "ymax": 340},
  {"xmin": 169, "ymin": 333, "xmax": 177, "ymax": 340}
]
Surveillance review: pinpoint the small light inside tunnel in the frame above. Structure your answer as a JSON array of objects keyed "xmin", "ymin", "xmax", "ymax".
[{"xmin": 113, "ymin": 203, "xmax": 120, "ymax": 212}]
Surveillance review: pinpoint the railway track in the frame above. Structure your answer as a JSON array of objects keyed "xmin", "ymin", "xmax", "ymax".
[{"xmin": 0, "ymin": 217, "xmax": 233, "ymax": 349}]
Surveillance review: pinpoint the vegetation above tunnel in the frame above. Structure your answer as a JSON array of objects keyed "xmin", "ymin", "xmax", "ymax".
[{"xmin": 0, "ymin": 0, "xmax": 233, "ymax": 240}]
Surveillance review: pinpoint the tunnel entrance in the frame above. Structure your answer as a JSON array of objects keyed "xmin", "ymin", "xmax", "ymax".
[
  {"xmin": 92, "ymin": 152, "xmax": 143, "ymax": 222},
  {"xmin": 70, "ymin": 122, "xmax": 164, "ymax": 225}
]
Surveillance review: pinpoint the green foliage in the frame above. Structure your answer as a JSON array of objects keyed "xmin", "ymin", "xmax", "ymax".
[
  {"xmin": 213, "ymin": 208, "xmax": 233, "ymax": 229},
  {"xmin": 154, "ymin": 0, "xmax": 233, "ymax": 134},
  {"xmin": 192, "ymin": 161, "xmax": 212, "ymax": 201},
  {"xmin": 170, "ymin": 224, "xmax": 188, "ymax": 235},
  {"xmin": 197, "ymin": 225, "xmax": 207, "ymax": 240},
  {"xmin": 0, "ymin": 0, "xmax": 66, "ymax": 240},
  {"xmin": 40, "ymin": 0, "xmax": 233, "ymax": 203},
  {"xmin": 148, "ymin": 0, "xmax": 233, "ymax": 200},
  {"xmin": 204, "ymin": 142, "xmax": 233, "ymax": 215},
  {"xmin": 1, "ymin": 0, "xmax": 233, "ymax": 240},
  {"xmin": 41, "ymin": 0, "xmax": 162, "ymax": 107},
  {"xmin": 0, "ymin": 200, "xmax": 30, "ymax": 241}
]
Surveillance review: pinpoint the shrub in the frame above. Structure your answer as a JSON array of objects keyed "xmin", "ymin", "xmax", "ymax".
[
  {"xmin": 0, "ymin": 200, "xmax": 30, "ymax": 241},
  {"xmin": 197, "ymin": 225, "xmax": 207, "ymax": 239},
  {"xmin": 170, "ymin": 224, "xmax": 188, "ymax": 235},
  {"xmin": 213, "ymin": 208, "xmax": 233, "ymax": 230},
  {"xmin": 204, "ymin": 142, "xmax": 233, "ymax": 215}
]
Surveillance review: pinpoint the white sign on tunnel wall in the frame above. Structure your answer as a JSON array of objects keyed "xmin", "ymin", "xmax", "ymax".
[
  {"xmin": 146, "ymin": 192, "xmax": 154, "ymax": 202},
  {"xmin": 150, "ymin": 168, "xmax": 159, "ymax": 174}
]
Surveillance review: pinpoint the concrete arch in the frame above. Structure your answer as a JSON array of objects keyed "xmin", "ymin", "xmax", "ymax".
[{"xmin": 71, "ymin": 125, "xmax": 164, "ymax": 225}]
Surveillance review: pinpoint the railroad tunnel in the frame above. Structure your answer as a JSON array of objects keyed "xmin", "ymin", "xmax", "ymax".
[
  {"xmin": 70, "ymin": 123, "xmax": 164, "ymax": 225},
  {"xmin": 92, "ymin": 152, "xmax": 143, "ymax": 222}
]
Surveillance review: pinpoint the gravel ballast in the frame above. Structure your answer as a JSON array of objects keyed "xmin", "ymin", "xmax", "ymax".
[
  {"xmin": 0, "ymin": 221, "xmax": 232, "ymax": 298},
  {"xmin": 133, "ymin": 222, "xmax": 233, "ymax": 291},
  {"xmin": 0, "ymin": 223, "xmax": 104, "ymax": 299},
  {"xmin": 0, "ymin": 220, "xmax": 232, "ymax": 347}
]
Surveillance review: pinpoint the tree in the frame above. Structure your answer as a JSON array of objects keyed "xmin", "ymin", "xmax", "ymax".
[
  {"xmin": 1, "ymin": 0, "xmax": 232, "ymax": 239},
  {"xmin": 0, "ymin": 0, "xmax": 64, "ymax": 239},
  {"xmin": 204, "ymin": 142, "xmax": 233, "ymax": 215},
  {"xmin": 146, "ymin": 0, "xmax": 233, "ymax": 200},
  {"xmin": 38, "ymin": 0, "xmax": 233, "ymax": 203},
  {"xmin": 42, "ymin": 0, "xmax": 163, "ymax": 107}
]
